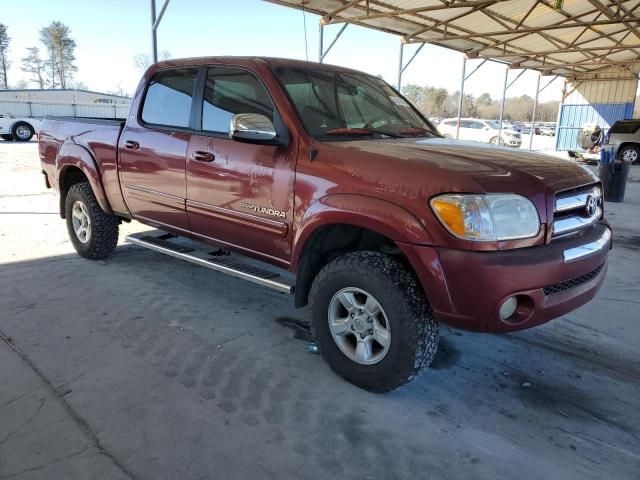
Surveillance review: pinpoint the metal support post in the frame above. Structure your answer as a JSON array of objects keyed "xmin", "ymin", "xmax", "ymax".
[
  {"xmin": 464, "ymin": 59, "xmax": 488, "ymax": 82},
  {"xmin": 397, "ymin": 43, "xmax": 404, "ymax": 90},
  {"xmin": 151, "ymin": 0, "xmax": 157, "ymax": 63},
  {"xmin": 398, "ymin": 42, "xmax": 425, "ymax": 91},
  {"xmin": 529, "ymin": 73, "xmax": 541, "ymax": 150},
  {"xmin": 320, "ymin": 23, "xmax": 348, "ymax": 62},
  {"xmin": 498, "ymin": 67, "xmax": 508, "ymax": 143},
  {"xmin": 150, "ymin": 0, "xmax": 170, "ymax": 63},
  {"xmin": 456, "ymin": 57, "xmax": 467, "ymax": 140},
  {"xmin": 506, "ymin": 69, "xmax": 526, "ymax": 90},
  {"xmin": 318, "ymin": 23, "xmax": 324, "ymax": 63}
]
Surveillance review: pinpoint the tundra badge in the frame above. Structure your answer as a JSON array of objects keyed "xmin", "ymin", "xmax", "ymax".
[{"xmin": 240, "ymin": 202, "xmax": 286, "ymax": 218}]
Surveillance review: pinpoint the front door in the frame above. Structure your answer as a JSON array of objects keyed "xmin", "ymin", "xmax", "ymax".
[
  {"xmin": 119, "ymin": 66, "xmax": 199, "ymax": 232},
  {"xmin": 186, "ymin": 66, "xmax": 296, "ymax": 264}
]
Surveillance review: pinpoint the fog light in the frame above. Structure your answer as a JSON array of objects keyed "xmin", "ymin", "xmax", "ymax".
[{"xmin": 499, "ymin": 296, "xmax": 518, "ymax": 321}]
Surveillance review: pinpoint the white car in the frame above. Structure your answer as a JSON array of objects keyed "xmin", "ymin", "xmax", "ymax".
[
  {"xmin": 540, "ymin": 124, "xmax": 556, "ymax": 136},
  {"xmin": 438, "ymin": 118, "xmax": 522, "ymax": 147},
  {"xmin": 0, "ymin": 115, "xmax": 41, "ymax": 142}
]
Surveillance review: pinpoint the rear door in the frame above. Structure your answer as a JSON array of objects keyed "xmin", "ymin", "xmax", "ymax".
[
  {"xmin": 458, "ymin": 120, "xmax": 476, "ymax": 141},
  {"xmin": 185, "ymin": 66, "xmax": 296, "ymax": 264},
  {"xmin": 118, "ymin": 67, "xmax": 199, "ymax": 232}
]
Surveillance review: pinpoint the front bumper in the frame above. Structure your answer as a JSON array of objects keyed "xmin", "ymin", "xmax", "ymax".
[{"xmin": 398, "ymin": 222, "xmax": 611, "ymax": 332}]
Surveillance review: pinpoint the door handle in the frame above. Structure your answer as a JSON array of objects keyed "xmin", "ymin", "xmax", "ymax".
[
  {"xmin": 191, "ymin": 151, "xmax": 215, "ymax": 162},
  {"xmin": 124, "ymin": 140, "xmax": 139, "ymax": 150}
]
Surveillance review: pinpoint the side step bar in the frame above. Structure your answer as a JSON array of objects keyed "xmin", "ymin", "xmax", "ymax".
[{"xmin": 125, "ymin": 231, "xmax": 294, "ymax": 294}]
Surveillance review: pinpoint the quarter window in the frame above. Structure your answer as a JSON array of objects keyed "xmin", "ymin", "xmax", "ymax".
[
  {"xmin": 202, "ymin": 67, "xmax": 274, "ymax": 133},
  {"xmin": 141, "ymin": 68, "xmax": 198, "ymax": 128}
]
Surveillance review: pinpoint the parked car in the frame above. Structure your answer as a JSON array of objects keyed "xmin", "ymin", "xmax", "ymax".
[
  {"xmin": 517, "ymin": 123, "xmax": 541, "ymax": 135},
  {"xmin": 502, "ymin": 121, "xmax": 521, "ymax": 132},
  {"xmin": 438, "ymin": 118, "xmax": 522, "ymax": 147},
  {"xmin": 606, "ymin": 119, "xmax": 640, "ymax": 164},
  {"xmin": 0, "ymin": 114, "xmax": 40, "ymax": 141},
  {"xmin": 39, "ymin": 57, "xmax": 611, "ymax": 392},
  {"xmin": 540, "ymin": 124, "xmax": 556, "ymax": 136}
]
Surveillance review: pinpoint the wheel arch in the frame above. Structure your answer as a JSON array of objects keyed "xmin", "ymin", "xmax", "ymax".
[
  {"xmin": 617, "ymin": 141, "xmax": 640, "ymax": 158},
  {"xmin": 292, "ymin": 195, "xmax": 433, "ymax": 308},
  {"xmin": 56, "ymin": 143, "xmax": 113, "ymax": 218}
]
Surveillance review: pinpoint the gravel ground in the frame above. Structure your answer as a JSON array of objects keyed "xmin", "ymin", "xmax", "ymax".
[{"xmin": 1, "ymin": 140, "xmax": 639, "ymax": 480}]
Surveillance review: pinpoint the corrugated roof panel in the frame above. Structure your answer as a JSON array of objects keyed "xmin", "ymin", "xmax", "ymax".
[{"xmin": 267, "ymin": 0, "xmax": 640, "ymax": 78}]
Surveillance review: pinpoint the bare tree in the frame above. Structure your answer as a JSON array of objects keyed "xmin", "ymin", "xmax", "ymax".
[
  {"xmin": 0, "ymin": 23, "xmax": 10, "ymax": 89},
  {"xmin": 133, "ymin": 50, "xmax": 172, "ymax": 71},
  {"xmin": 40, "ymin": 21, "xmax": 78, "ymax": 89},
  {"xmin": 21, "ymin": 47, "xmax": 46, "ymax": 89}
]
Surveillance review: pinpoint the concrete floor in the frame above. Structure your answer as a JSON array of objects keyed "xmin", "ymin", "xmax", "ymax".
[{"xmin": 1, "ymin": 141, "xmax": 639, "ymax": 480}]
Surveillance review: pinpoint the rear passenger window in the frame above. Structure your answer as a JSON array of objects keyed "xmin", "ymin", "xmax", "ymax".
[
  {"xmin": 141, "ymin": 68, "xmax": 198, "ymax": 128},
  {"xmin": 609, "ymin": 121, "xmax": 640, "ymax": 134},
  {"xmin": 202, "ymin": 67, "xmax": 274, "ymax": 133}
]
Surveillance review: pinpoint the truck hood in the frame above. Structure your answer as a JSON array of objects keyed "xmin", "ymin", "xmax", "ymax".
[{"xmin": 332, "ymin": 137, "xmax": 597, "ymax": 195}]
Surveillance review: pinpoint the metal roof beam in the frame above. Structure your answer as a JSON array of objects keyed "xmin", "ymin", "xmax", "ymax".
[
  {"xmin": 418, "ymin": 19, "xmax": 640, "ymax": 42},
  {"xmin": 585, "ymin": 0, "xmax": 640, "ymax": 40},
  {"xmin": 483, "ymin": 44, "xmax": 640, "ymax": 59},
  {"xmin": 323, "ymin": 1, "xmax": 504, "ymax": 25},
  {"xmin": 326, "ymin": 0, "xmax": 364, "ymax": 19}
]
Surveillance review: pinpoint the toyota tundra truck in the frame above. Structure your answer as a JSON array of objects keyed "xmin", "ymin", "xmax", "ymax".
[{"xmin": 39, "ymin": 57, "xmax": 611, "ymax": 392}]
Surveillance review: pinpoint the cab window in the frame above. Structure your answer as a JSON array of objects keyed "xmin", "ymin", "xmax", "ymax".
[
  {"xmin": 141, "ymin": 67, "xmax": 198, "ymax": 128},
  {"xmin": 201, "ymin": 67, "xmax": 274, "ymax": 133}
]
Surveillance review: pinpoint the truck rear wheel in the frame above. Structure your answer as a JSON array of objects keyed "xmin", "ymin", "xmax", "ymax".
[
  {"xmin": 65, "ymin": 182, "xmax": 119, "ymax": 259},
  {"xmin": 309, "ymin": 251, "xmax": 439, "ymax": 393},
  {"xmin": 11, "ymin": 122, "xmax": 34, "ymax": 142}
]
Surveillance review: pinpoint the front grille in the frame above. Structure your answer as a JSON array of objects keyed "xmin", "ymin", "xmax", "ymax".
[
  {"xmin": 552, "ymin": 184, "xmax": 602, "ymax": 237},
  {"xmin": 543, "ymin": 264, "xmax": 604, "ymax": 296}
]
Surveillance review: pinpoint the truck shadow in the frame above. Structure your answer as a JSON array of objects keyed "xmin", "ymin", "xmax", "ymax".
[{"xmin": 1, "ymin": 247, "xmax": 638, "ymax": 478}]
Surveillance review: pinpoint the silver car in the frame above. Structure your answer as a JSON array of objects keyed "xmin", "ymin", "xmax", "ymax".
[{"xmin": 607, "ymin": 120, "xmax": 640, "ymax": 164}]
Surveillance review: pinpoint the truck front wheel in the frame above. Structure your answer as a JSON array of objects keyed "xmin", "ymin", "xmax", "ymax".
[
  {"xmin": 309, "ymin": 251, "xmax": 439, "ymax": 393},
  {"xmin": 64, "ymin": 182, "xmax": 119, "ymax": 259}
]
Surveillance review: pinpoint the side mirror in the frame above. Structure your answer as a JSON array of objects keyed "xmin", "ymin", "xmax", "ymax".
[{"xmin": 229, "ymin": 113, "xmax": 277, "ymax": 143}]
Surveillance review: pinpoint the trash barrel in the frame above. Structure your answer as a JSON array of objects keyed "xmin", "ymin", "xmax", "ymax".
[
  {"xmin": 606, "ymin": 159, "xmax": 631, "ymax": 202},
  {"xmin": 597, "ymin": 161, "xmax": 613, "ymax": 195},
  {"xmin": 597, "ymin": 145, "xmax": 630, "ymax": 202}
]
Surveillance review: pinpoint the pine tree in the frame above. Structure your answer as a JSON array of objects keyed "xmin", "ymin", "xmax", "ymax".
[
  {"xmin": 39, "ymin": 21, "xmax": 77, "ymax": 89},
  {"xmin": 21, "ymin": 47, "xmax": 46, "ymax": 89},
  {"xmin": 0, "ymin": 24, "xmax": 10, "ymax": 89}
]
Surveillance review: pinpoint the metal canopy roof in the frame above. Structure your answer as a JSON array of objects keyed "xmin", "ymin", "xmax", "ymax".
[{"xmin": 266, "ymin": 0, "xmax": 640, "ymax": 79}]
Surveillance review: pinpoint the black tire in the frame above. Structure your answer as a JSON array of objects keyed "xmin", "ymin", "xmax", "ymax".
[
  {"xmin": 1, "ymin": 134, "xmax": 13, "ymax": 141},
  {"xmin": 489, "ymin": 136, "xmax": 500, "ymax": 145},
  {"xmin": 11, "ymin": 122, "xmax": 34, "ymax": 142},
  {"xmin": 309, "ymin": 251, "xmax": 439, "ymax": 393},
  {"xmin": 618, "ymin": 144, "xmax": 640, "ymax": 164},
  {"xmin": 64, "ymin": 182, "xmax": 119, "ymax": 259}
]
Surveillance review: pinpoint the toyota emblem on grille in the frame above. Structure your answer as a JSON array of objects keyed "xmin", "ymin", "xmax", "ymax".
[{"xmin": 585, "ymin": 195, "xmax": 598, "ymax": 216}]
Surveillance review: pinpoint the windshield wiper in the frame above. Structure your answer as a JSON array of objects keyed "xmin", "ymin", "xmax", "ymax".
[{"xmin": 325, "ymin": 127, "xmax": 402, "ymax": 138}]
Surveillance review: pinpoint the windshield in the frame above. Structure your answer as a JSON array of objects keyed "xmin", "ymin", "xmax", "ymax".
[
  {"xmin": 486, "ymin": 120, "xmax": 500, "ymax": 129},
  {"xmin": 274, "ymin": 66, "xmax": 440, "ymax": 140}
]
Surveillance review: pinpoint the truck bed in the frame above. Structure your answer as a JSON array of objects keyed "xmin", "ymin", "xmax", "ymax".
[{"xmin": 39, "ymin": 116, "xmax": 129, "ymax": 216}]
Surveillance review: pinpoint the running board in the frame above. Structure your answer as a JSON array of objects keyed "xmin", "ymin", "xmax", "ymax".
[{"xmin": 125, "ymin": 231, "xmax": 294, "ymax": 294}]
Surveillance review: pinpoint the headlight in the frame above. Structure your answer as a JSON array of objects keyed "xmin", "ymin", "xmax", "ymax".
[{"xmin": 430, "ymin": 194, "xmax": 540, "ymax": 241}]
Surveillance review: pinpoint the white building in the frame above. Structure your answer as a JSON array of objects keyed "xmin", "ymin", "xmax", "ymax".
[{"xmin": 0, "ymin": 88, "xmax": 131, "ymax": 119}]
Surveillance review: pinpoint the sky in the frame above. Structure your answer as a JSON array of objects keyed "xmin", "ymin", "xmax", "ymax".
[{"xmin": 2, "ymin": 0, "xmax": 563, "ymax": 102}]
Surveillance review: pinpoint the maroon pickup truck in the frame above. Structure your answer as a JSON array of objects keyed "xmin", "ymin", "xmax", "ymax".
[{"xmin": 39, "ymin": 57, "xmax": 611, "ymax": 392}]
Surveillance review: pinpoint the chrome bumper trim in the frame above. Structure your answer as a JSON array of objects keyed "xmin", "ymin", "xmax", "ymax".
[{"xmin": 563, "ymin": 228, "xmax": 611, "ymax": 263}]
